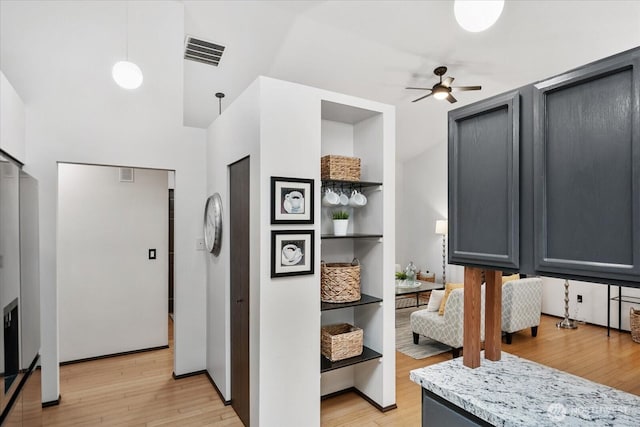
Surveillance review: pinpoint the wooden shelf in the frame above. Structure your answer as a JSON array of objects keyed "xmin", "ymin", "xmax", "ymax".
[
  {"xmin": 321, "ymin": 179, "xmax": 382, "ymax": 189},
  {"xmin": 321, "ymin": 293, "xmax": 382, "ymax": 311},
  {"xmin": 321, "ymin": 233, "xmax": 382, "ymax": 240},
  {"xmin": 320, "ymin": 346, "xmax": 382, "ymax": 373}
]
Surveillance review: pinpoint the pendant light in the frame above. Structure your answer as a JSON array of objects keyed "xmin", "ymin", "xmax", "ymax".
[
  {"xmin": 112, "ymin": 1, "xmax": 143, "ymax": 90},
  {"xmin": 454, "ymin": 0, "xmax": 505, "ymax": 33}
]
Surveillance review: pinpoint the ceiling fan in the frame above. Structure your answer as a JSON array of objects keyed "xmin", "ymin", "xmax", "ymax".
[{"xmin": 406, "ymin": 66, "xmax": 481, "ymax": 104}]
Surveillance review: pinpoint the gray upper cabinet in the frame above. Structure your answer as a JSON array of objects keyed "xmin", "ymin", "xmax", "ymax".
[
  {"xmin": 448, "ymin": 47, "xmax": 640, "ymax": 287},
  {"xmin": 533, "ymin": 50, "xmax": 640, "ymax": 283},
  {"xmin": 449, "ymin": 91, "xmax": 520, "ymax": 270}
]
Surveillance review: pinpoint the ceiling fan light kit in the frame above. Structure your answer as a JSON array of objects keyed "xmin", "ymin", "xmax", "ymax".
[
  {"xmin": 454, "ymin": 0, "xmax": 505, "ymax": 33},
  {"xmin": 432, "ymin": 86, "xmax": 449, "ymax": 100},
  {"xmin": 406, "ymin": 66, "xmax": 481, "ymax": 104}
]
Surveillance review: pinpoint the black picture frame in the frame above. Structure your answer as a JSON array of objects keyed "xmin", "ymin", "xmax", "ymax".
[
  {"xmin": 271, "ymin": 230, "xmax": 315, "ymax": 278},
  {"xmin": 270, "ymin": 176, "xmax": 314, "ymax": 225}
]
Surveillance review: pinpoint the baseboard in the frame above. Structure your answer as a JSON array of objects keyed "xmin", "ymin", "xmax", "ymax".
[
  {"xmin": 60, "ymin": 345, "xmax": 169, "ymax": 366},
  {"xmin": 321, "ymin": 387, "xmax": 397, "ymax": 413},
  {"xmin": 172, "ymin": 369, "xmax": 206, "ymax": 380},
  {"xmin": 205, "ymin": 371, "xmax": 231, "ymax": 406},
  {"xmin": 42, "ymin": 395, "xmax": 61, "ymax": 408}
]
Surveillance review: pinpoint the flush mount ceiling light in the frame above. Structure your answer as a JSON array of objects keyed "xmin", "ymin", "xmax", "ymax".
[
  {"xmin": 112, "ymin": 1, "xmax": 143, "ymax": 90},
  {"xmin": 454, "ymin": 0, "xmax": 505, "ymax": 32}
]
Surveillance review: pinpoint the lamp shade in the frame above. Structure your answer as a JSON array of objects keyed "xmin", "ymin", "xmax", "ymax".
[
  {"xmin": 435, "ymin": 220, "xmax": 448, "ymax": 235},
  {"xmin": 112, "ymin": 60, "xmax": 143, "ymax": 90},
  {"xmin": 454, "ymin": 0, "xmax": 504, "ymax": 33}
]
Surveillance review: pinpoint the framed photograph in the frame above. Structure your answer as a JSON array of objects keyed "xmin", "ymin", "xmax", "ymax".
[
  {"xmin": 271, "ymin": 230, "xmax": 315, "ymax": 278},
  {"xmin": 271, "ymin": 176, "xmax": 314, "ymax": 224}
]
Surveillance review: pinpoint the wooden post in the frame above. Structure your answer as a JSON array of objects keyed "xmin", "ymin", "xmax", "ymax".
[
  {"xmin": 484, "ymin": 270, "xmax": 502, "ymax": 361},
  {"xmin": 463, "ymin": 267, "xmax": 482, "ymax": 368}
]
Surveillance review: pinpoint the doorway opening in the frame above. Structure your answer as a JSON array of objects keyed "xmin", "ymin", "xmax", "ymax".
[{"xmin": 57, "ymin": 162, "xmax": 174, "ymax": 369}]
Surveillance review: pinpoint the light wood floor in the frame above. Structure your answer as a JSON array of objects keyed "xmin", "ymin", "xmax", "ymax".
[{"xmin": 44, "ymin": 315, "xmax": 640, "ymax": 426}]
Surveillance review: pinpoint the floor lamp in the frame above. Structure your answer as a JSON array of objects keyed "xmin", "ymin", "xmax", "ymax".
[
  {"xmin": 557, "ymin": 279, "xmax": 578, "ymax": 329},
  {"xmin": 435, "ymin": 220, "xmax": 448, "ymax": 284}
]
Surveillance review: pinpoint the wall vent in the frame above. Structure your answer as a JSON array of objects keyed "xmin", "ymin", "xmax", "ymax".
[
  {"xmin": 119, "ymin": 168, "xmax": 134, "ymax": 183},
  {"xmin": 184, "ymin": 35, "xmax": 225, "ymax": 67}
]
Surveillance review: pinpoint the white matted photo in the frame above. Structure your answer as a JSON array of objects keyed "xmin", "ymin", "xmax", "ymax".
[
  {"xmin": 271, "ymin": 176, "xmax": 314, "ymax": 224},
  {"xmin": 271, "ymin": 230, "xmax": 315, "ymax": 277}
]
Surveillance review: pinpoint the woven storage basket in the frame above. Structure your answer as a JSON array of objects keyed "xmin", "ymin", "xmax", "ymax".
[
  {"xmin": 321, "ymin": 155, "xmax": 361, "ymax": 181},
  {"xmin": 417, "ymin": 272, "xmax": 436, "ymax": 282},
  {"xmin": 321, "ymin": 261, "xmax": 361, "ymax": 303},
  {"xmin": 631, "ymin": 307, "xmax": 640, "ymax": 344},
  {"xmin": 321, "ymin": 323, "xmax": 363, "ymax": 361}
]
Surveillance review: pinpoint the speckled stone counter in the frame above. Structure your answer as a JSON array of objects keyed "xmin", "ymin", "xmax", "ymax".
[{"xmin": 410, "ymin": 352, "xmax": 640, "ymax": 426}]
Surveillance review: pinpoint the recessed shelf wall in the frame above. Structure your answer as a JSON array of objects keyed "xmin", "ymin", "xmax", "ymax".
[{"xmin": 319, "ymin": 98, "xmax": 393, "ymax": 409}]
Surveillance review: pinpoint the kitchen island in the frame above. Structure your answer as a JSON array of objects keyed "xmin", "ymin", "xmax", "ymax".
[{"xmin": 410, "ymin": 352, "xmax": 640, "ymax": 426}]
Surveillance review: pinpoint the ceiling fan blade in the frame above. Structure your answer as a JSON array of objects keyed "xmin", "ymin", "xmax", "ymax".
[
  {"xmin": 412, "ymin": 93, "xmax": 433, "ymax": 103},
  {"xmin": 452, "ymin": 85, "xmax": 482, "ymax": 92},
  {"xmin": 406, "ymin": 87, "xmax": 432, "ymax": 91},
  {"xmin": 446, "ymin": 93, "xmax": 457, "ymax": 103},
  {"xmin": 442, "ymin": 77, "xmax": 454, "ymax": 87}
]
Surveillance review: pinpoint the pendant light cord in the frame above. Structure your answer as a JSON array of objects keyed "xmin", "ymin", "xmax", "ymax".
[{"xmin": 125, "ymin": 1, "xmax": 129, "ymax": 60}]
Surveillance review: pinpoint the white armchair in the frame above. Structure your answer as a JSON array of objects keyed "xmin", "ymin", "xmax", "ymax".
[
  {"xmin": 502, "ymin": 277, "xmax": 543, "ymax": 344},
  {"xmin": 410, "ymin": 287, "xmax": 485, "ymax": 358},
  {"xmin": 410, "ymin": 278, "xmax": 543, "ymax": 357}
]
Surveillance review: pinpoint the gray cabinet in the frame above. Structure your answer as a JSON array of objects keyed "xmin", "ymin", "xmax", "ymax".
[
  {"xmin": 448, "ymin": 46, "xmax": 640, "ymax": 287},
  {"xmin": 533, "ymin": 51, "xmax": 640, "ymax": 284},
  {"xmin": 448, "ymin": 91, "xmax": 520, "ymax": 270}
]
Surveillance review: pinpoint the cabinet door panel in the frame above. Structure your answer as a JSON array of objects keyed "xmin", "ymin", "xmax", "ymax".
[
  {"xmin": 534, "ymin": 53, "xmax": 640, "ymax": 281},
  {"xmin": 449, "ymin": 91, "xmax": 520, "ymax": 270}
]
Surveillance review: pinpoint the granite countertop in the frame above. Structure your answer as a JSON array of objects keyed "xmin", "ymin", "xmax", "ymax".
[{"xmin": 410, "ymin": 352, "xmax": 640, "ymax": 426}]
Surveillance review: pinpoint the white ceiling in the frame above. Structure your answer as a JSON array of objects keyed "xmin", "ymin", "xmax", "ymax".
[{"xmin": 2, "ymin": 1, "xmax": 640, "ymax": 161}]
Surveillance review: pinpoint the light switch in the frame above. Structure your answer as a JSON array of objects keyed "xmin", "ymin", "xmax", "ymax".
[
  {"xmin": 149, "ymin": 249, "xmax": 156, "ymax": 260},
  {"xmin": 196, "ymin": 238, "xmax": 205, "ymax": 251}
]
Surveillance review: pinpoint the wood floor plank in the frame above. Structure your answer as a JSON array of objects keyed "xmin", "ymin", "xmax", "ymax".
[{"xmin": 44, "ymin": 315, "xmax": 640, "ymax": 426}]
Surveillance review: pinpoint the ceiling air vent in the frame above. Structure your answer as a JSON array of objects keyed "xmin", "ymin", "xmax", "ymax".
[
  {"xmin": 184, "ymin": 36, "xmax": 225, "ymax": 67},
  {"xmin": 119, "ymin": 167, "xmax": 134, "ymax": 183}
]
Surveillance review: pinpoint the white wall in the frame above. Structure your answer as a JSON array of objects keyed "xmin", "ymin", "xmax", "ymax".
[
  {"xmin": 2, "ymin": 2, "xmax": 207, "ymax": 401},
  {"xmin": 57, "ymin": 164, "xmax": 168, "ymax": 362},
  {"xmin": 397, "ymin": 140, "xmax": 463, "ymax": 284},
  {"xmin": 0, "ymin": 72, "xmax": 26, "ymax": 163},
  {"xmin": 541, "ymin": 277, "xmax": 640, "ymax": 330},
  {"xmin": 207, "ymin": 76, "xmax": 396, "ymax": 426},
  {"xmin": 205, "ymin": 79, "xmax": 261, "ymax": 410}
]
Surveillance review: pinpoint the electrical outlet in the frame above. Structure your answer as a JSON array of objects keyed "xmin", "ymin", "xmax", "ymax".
[{"xmin": 577, "ymin": 294, "xmax": 583, "ymax": 303}]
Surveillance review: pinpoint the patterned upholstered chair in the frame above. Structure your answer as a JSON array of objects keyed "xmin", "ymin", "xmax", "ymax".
[
  {"xmin": 502, "ymin": 277, "xmax": 543, "ymax": 344},
  {"xmin": 410, "ymin": 278, "xmax": 543, "ymax": 357},
  {"xmin": 410, "ymin": 287, "xmax": 485, "ymax": 358}
]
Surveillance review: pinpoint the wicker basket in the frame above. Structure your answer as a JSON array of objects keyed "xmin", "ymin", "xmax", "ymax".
[
  {"xmin": 417, "ymin": 272, "xmax": 436, "ymax": 282},
  {"xmin": 321, "ymin": 155, "xmax": 361, "ymax": 181},
  {"xmin": 631, "ymin": 307, "xmax": 640, "ymax": 344},
  {"xmin": 321, "ymin": 323, "xmax": 363, "ymax": 361},
  {"xmin": 321, "ymin": 261, "xmax": 361, "ymax": 303}
]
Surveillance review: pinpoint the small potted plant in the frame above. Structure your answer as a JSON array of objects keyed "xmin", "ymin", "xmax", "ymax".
[{"xmin": 332, "ymin": 210, "xmax": 349, "ymax": 236}]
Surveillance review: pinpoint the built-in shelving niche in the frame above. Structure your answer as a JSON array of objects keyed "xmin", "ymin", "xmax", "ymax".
[{"xmin": 319, "ymin": 99, "xmax": 390, "ymax": 405}]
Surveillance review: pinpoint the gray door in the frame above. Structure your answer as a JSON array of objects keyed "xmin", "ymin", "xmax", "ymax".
[
  {"xmin": 230, "ymin": 156, "xmax": 250, "ymax": 426},
  {"xmin": 448, "ymin": 91, "xmax": 520, "ymax": 270},
  {"xmin": 533, "ymin": 51, "xmax": 640, "ymax": 283}
]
